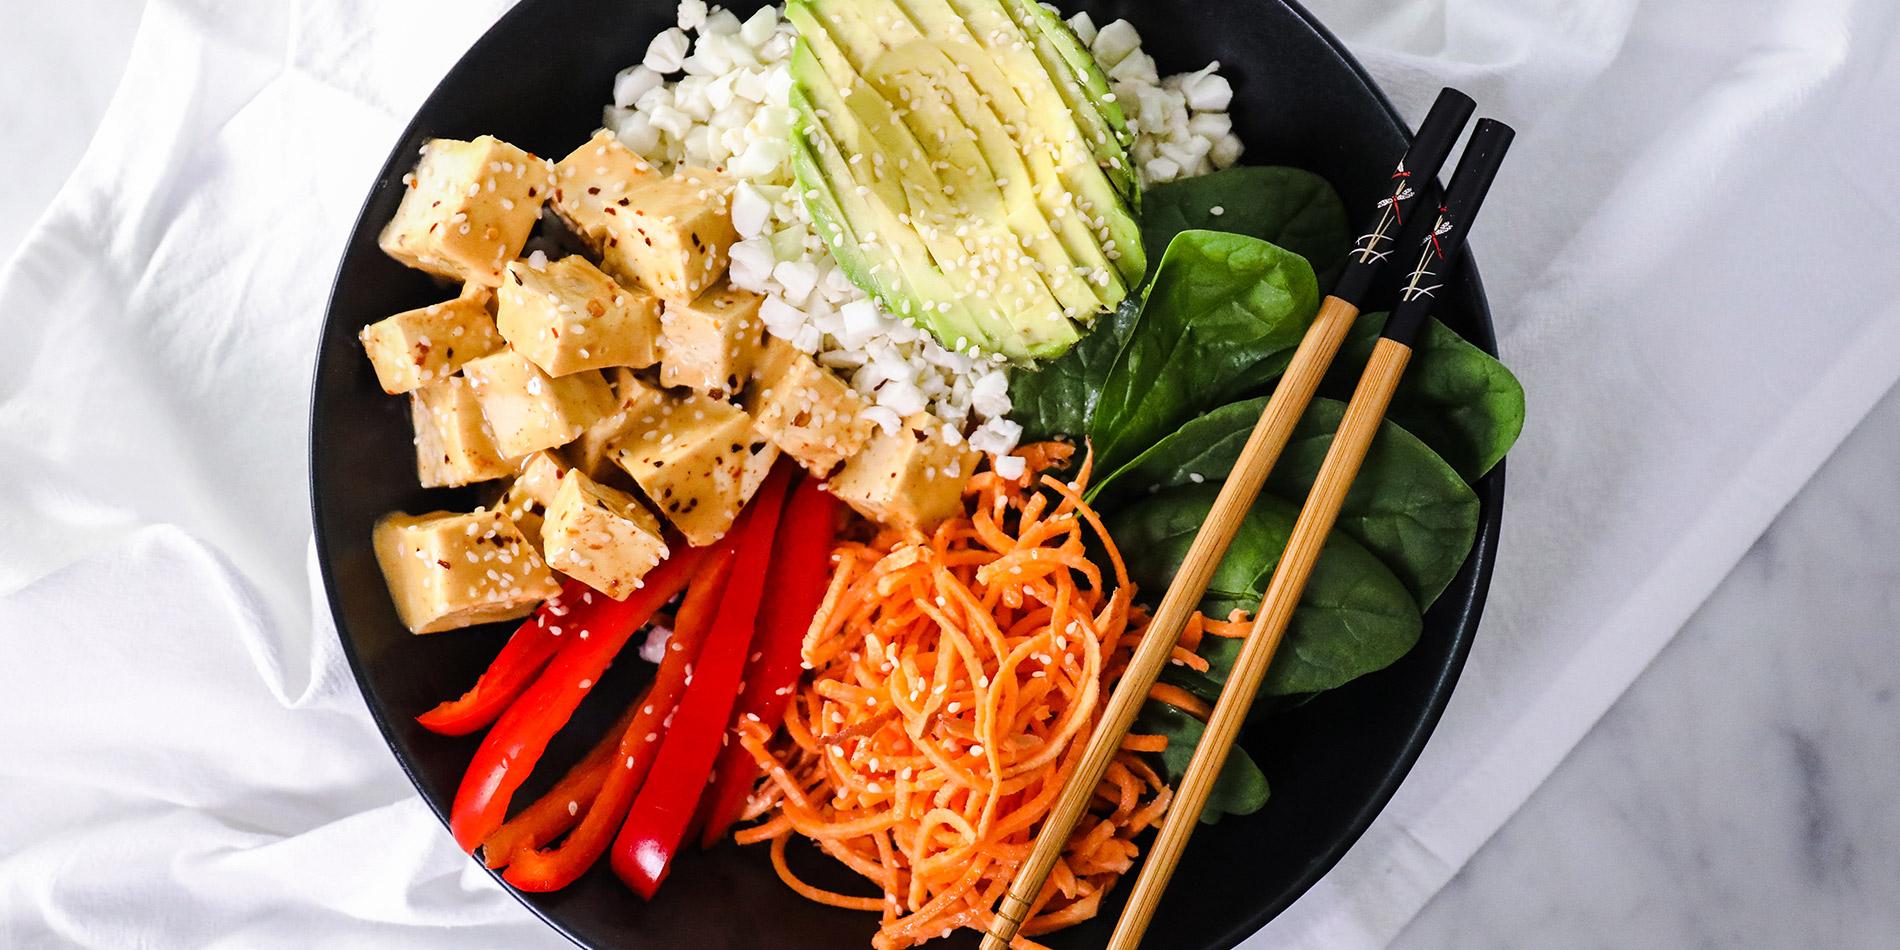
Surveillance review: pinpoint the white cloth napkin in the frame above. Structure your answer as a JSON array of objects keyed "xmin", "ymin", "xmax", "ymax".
[{"xmin": 1, "ymin": 1, "xmax": 1895, "ymax": 948}]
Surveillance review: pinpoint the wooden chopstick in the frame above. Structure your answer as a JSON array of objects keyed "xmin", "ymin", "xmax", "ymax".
[
  {"xmin": 1102, "ymin": 118, "xmax": 1516, "ymax": 950},
  {"xmin": 979, "ymin": 88, "xmax": 1478, "ymax": 950}
]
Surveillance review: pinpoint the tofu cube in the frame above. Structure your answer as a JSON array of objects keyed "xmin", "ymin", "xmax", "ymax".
[
  {"xmin": 379, "ymin": 136, "xmax": 556, "ymax": 286},
  {"xmin": 554, "ymin": 139, "xmax": 737, "ymax": 305},
  {"xmin": 609, "ymin": 391, "xmax": 779, "ymax": 546},
  {"xmin": 360, "ymin": 295, "xmax": 505, "ymax": 394},
  {"xmin": 372, "ymin": 508, "xmax": 560, "ymax": 634},
  {"xmin": 411, "ymin": 376, "xmax": 511, "ymax": 488},
  {"xmin": 745, "ymin": 337, "xmax": 874, "ymax": 475},
  {"xmin": 462, "ymin": 350, "xmax": 615, "ymax": 458},
  {"xmin": 542, "ymin": 470, "xmax": 671, "ymax": 600},
  {"xmin": 568, "ymin": 368, "xmax": 669, "ymax": 482},
  {"xmin": 606, "ymin": 167, "xmax": 738, "ymax": 304},
  {"xmin": 513, "ymin": 450, "xmax": 570, "ymax": 507},
  {"xmin": 494, "ymin": 479, "xmax": 546, "ymax": 556},
  {"xmin": 497, "ymin": 255, "xmax": 663, "ymax": 375},
  {"xmin": 659, "ymin": 279, "xmax": 766, "ymax": 398},
  {"xmin": 825, "ymin": 413, "xmax": 980, "ymax": 533},
  {"xmin": 551, "ymin": 131, "xmax": 665, "ymax": 244}
]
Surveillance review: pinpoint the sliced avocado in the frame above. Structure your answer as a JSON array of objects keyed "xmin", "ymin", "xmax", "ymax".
[
  {"xmin": 887, "ymin": 0, "xmax": 1129, "ymax": 311},
  {"xmin": 788, "ymin": 77, "xmax": 998, "ymax": 356},
  {"xmin": 977, "ymin": 0, "xmax": 1137, "ymax": 202},
  {"xmin": 792, "ymin": 31, "xmax": 1034, "ymax": 358},
  {"xmin": 860, "ymin": 41, "xmax": 1081, "ymax": 345},
  {"xmin": 939, "ymin": 0, "xmax": 1145, "ymax": 286},
  {"xmin": 796, "ymin": 0, "xmax": 1073, "ymax": 359}
]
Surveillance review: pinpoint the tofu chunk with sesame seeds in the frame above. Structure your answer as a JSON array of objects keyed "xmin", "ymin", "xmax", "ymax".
[
  {"xmin": 659, "ymin": 279, "xmax": 766, "ymax": 398},
  {"xmin": 567, "ymin": 368, "xmax": 669, "ymax": 482},
  {"xmin": 542, "ymin": 469, "xmax": 670, "ymax": 600},
  {"xmin": 378, "ymin": 136, "xmax": 555, "ymax": 286},
  {"xmin": 499, "ymin": 255, "xmax": 664, "ymax": 376},
  {"xmin": 411, "ymin": 376, "xmax": 511, "ymax": 488},
  {"xmin": 744, "ymin": 337, "xmax": 873, "ymax": 476},
  {"xmin": 512, "ymin": 450, "xmax": 571, "ymax": 507},
  {"xmin": 551, "ymin": 131, "xmax": 664, "ymax": 240},
  {"xmin": 373, "ymin": 508, "xmax": 560, "ymax": 634},
  {"xmin": 360, "ymin": 294, "xmax": 505, "ymax": 394},
  {"xmin": 824, "ymin": 413, "xmax": 980, "ymax": 533},
  {"xmin": 607, "ymin": 166, "xmax": 738, "ymax": 305},
  {"xmin": 493, "ymin": 479, "xmax": 546, "ymax": 557},
  {"xmin": 608, "ymin": 391, "xmax": 779, "ymax": 546},
  {"xmin": 462, "ymin": 350, "xmax": 616, "ymax": 458}
]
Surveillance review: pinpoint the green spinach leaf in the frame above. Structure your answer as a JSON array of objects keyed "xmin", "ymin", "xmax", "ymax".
[
  {"xmin": 1088, "ymin": 231, "xmax": 1318, "ymax": 474},
  {"xmin": 1133, "ymin": 702, "xmax": 1271, "ymax": 823},
  {"xmin": 1327, "ymin": 312, "xmax": 1526, "ymax": 481},
  {"xmin": 1007, "ymin": 292, "xmax": 1141, "ymax": 445},
  {"xmin": 1141, "ymin": 166, "xmax": 1353, "ymax": 288},
  {"xmin": 1110, "ymin": 488, "xmax": 1423, "ymax": 697},
  {"xmin": 1094, "ymin": 396, "xmax": 1479, "ymax": 608}
]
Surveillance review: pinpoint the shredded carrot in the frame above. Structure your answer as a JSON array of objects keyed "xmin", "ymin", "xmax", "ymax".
[
  {"xmin": 736, "ymin": 445, "xmax": 1171, "ymax": 950},
  {"xmin": 1147, "ymin": 682, "xmax": 1212, "ymax": 721},
  {"xmin": 1120, "ymin": 734, "xmax": 1168, "ymax": 753}
]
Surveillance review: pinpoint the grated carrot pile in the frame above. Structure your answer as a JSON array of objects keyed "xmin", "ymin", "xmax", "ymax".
[{"xmin": 731, "ymin": 445, "xmax": 1184, "ymax": 949}]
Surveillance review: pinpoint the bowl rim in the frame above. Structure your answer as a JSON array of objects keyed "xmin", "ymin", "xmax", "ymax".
[{"xmin": 308, "ymin": 1, "xmax": 1502, "ymax": 947}]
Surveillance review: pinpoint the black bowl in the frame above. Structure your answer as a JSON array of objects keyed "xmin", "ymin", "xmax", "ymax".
[{"xmin": 311, "ymin": 1, "xmax": 1502, "ymax": 948}]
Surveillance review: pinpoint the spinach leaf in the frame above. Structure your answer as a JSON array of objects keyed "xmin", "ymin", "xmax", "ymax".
[
  {"xmin": 1133, "ymin": 702, "xmax": 1271, "ymax": 823},
  {"xmin": 1088, "ymin": 231, "xmax": 1318, "ymax": 475},
  {"xmin": 1141, "ymin": 166, "xmax": 1352, "ymax": 288},
  {"xmin": 1007, "ymin": 292, "xmax": 1141, "ymax": 445},
  {"xmin": 1110, "ymin": 488, "xmax": 1423, "ymax": 697},
  {"xmin": 1327, "ymin": 312, "xmax": 1526, "ymax": 482},
  {"xmin": 1094, "ymin": 396, "xmax": 1479, "ymax": 608}
]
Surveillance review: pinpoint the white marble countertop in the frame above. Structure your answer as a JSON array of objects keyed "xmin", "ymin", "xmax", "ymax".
[
  {"xmin": 1393, "ymin": 380, "xmax": 1900, "ymax": 949},
  {"xmin": 5, "ymin": 3, "xmax": 1895, "ymax": 948}
]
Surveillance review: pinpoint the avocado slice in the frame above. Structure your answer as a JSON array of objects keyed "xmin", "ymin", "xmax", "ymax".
[
  {"xmin": 939, "ymin": 0, "xmax": 1144, "ymax": 286},
  {"xmin": 789, "ymin": 79, "xmax": 998, "ymax": 356},
  {"xmin": 989, "ymin": 0, "xmax": 1145, "ymax": 286},
  {"xmin": 883, "ymin": 0, "xmax": 1128, "ymax": 312},
  {"xmin": 793, "ymin": 0, "xmax": 1074, "ymax": 359},
  {"xmin": 978, "ymin": 0, "xmax": 1137, "ymax": 201}
]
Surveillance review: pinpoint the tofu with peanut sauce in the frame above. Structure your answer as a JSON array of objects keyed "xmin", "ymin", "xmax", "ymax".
[
  {"xmin": 608, "ymin": 390, "xmax": 778, "ymax": 546},
  {"xmin": 541, "ymin": 469, "xmax": 671, "ymax": 600},
  {"xmin": 373, "ymin": 508, "xmax": 559, "ymax": 634},
  {"xmin": 379, "ymin": 136, "xmax": 554, "ymax": 286},
  {"xmin": 825, "ymin": 413, "xmax": 981, "ymax": 533},
  {"xmin": 550, "ymin": 133, "xmax": 738, "ymax": 305},
  {"xmin": 744, "ymin": 337, "xmax": 873, "ymax": 476},
  {"xmin": 659, "ymin": 279, "xmax": 767, "ymax": 398},
  {"xmin": 360, "ymin": 294, "xmax": 504, "ymax": 394},
  {"xmin": 497, "ymin": 254, "xmax": 663, "ymax": 376},
  {"xmin": 568, "ymin": 367, "xmax": 669, "ymax": 483},
  {"xmin": 411, "ymin": 376, "xmax": 511, "ymax": 489},
  {"xmin": 462, "ymin": 350, "xmax": 616, "ymax": 458}
]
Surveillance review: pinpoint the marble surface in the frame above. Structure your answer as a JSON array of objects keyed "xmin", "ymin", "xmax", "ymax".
[
  {"xmin": 5, "ymin": 3, "xmax": 1896, "ymax": 948},
  {"xmin": 1393, "ymin": 380, "xmax": 1900, "ymax": 949}
]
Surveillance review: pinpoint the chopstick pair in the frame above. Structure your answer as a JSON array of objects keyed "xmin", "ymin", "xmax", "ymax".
[{"xmin": 981, "ymin": 89, "xmax": 1515, "ymax": 950}]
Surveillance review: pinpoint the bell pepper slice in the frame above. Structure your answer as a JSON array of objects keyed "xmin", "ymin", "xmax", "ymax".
[
  {"xmin": 417, "ymin": 578, "xmax": 593, "ymax": 736},
  {"xmin": 448, "ymin": 544, "xmax": 708, "ymax": 853},
  {"xmin": 479, "ymin": 687, "xmax": 647, "ymax": 868},
  {"xmin": 698, "ymin": 475, "xmax": 838, "ymax": 847},
  {"xmin": 496, "ymin": 540, "xmax": 740, "ymax": 890},
  {"xmin": 611, "ymin": 461, "xmax": 794, "ymax": 898}
]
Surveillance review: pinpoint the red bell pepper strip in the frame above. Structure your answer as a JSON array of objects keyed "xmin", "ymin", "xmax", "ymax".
[
  {"xmin": 611, "ymin": 461, "xmax": 794, "ymax": 898},
  {"xmin": 697, "ymin": 476, "xmax": 838, "ymax": 847},
  {"xmin": 497, "ymin": 541, "xmax": 739, "ymax": 890},
  {"xmin": 417, "ymin": 578, "xmax": 594, "ymax": 736},
  {"xmin": 479, "ymin": 687, "xmax": 647, "ymax": 868},
  {"xmin": 448, "ymin": 545, "xmax": 708, "ymax": 853}
]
